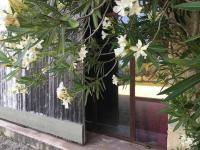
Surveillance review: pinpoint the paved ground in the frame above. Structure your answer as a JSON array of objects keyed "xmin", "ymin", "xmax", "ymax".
[
  {"xmin": 0, "ymin": 134, "xmax": 157, "ymax": 150},
  {"xmin": 0, "ymin": 135, "xmax": 34, "ymax": 150},
  {"xmin": 0, "ymin": 119, "xmax": 158, "ymax": 150}
]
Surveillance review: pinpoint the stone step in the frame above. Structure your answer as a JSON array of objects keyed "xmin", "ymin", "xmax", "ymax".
[{"xmin": 0, "ymin": 119, "xmax": 157, "ymax": 150}]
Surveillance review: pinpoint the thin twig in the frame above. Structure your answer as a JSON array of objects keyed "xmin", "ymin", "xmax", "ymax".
[
  {"xmin": 84, "ymin": 2, "xmax": 111, "ymax": 42},
  {"xmin": 77, "ymin": 0, "xmax": 108, "ymax": 20}
]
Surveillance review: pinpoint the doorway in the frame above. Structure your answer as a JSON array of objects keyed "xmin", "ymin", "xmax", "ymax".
[{"xmin": 85, "ymin": 59, "xmax": 168, "ymax": 149}]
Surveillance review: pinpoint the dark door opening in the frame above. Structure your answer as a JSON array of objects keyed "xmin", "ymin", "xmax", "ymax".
[
  {"xmin": 85, "ymin": 57, "xmax": 168, "ymax": 149},
  {"xmin": 85, "ymin": 36, "xmax": 131, "ymax": 139},
  {"xmin": 85, "ymin": 3, "xmax": 168, "ymax": 149}
]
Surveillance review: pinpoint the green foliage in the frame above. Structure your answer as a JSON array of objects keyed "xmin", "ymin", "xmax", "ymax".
[
  {"xmin": 173, "ymin": 2, "xmax": 200, "ymax": 11},
  {"xmin": 159, "ymin": 73, "xmax": 200, "ymax": 101},
  {"xmin": 1, "ymin": 0, "xmax": 200, "ymax": 148}
]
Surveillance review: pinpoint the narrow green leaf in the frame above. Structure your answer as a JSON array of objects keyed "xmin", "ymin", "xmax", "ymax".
[
  {"xmin": 173, "ymin": 121, "xmax": 183, "ymax": 131},
  {"xmin": 168, "ymin": 118, "xmax": 179, "ymax": 124},
  {"xmin": 0, "ymin": 51, "xmax": 11, "ymax": 64},
  {"xmin": 173, "ymin": 2, "xmax": 200, "ymax": 11},
  {"xmin": 184, "ymin": 34, "xmax": 200, "ymax": 43},
  {"xmin": 58, "ymin": 27, "xmax": 65, "ymax": 53},
  {"xmin": 159, "ymin": 73, "xmax": 200, "ymax": 101},
  {"xmin": 3, "ymin": 69, "xmax": 19, "ymax": 81},
  {"xmin": 146, "ymin": 51, "xmax": 159, "ymax": 68},
  {"xmin": 168, "ymin": 57, "xmax": 200, "ymax": 68},
  {"xmin": 92, "ymin": 14, "xmax": 99, "ymax": 29}
]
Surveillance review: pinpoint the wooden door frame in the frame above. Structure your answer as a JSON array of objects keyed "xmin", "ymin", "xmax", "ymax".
[{"xmin": 130, "ymin": 59, "xmax": 136, "ymax": 142}]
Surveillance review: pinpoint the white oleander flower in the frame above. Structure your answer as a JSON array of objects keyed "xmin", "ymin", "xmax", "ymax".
[
  {"xmin": 131, "ymin": 39, "xmax": 149, "ymax": 60},
  {"xmin": 0, "ymin": 0, "xmax": 11, "ymax": 32},
  {"xmin": 113, "ymin": 0, "xmax": 136, "ymax": 16},
  {"xmin": 113, "ymin": 0, "xmax": 141, "ymax": 16},
  {"xmin": 63, "ymin": 101, "xmax": 69, "ymax": 109},
  {"xmin": 73, "ymin": 62, "xmax": 77, "ymax": 69},
  {"xmin": 57, "ymin": 1, "xmax": 65, "ymax": 10},
  {"xmin": 4, "ymin": 13, "xmax": 20, "ymax": 27},
  {"xmin": 27, "ymin": 37, "xmax": 43, "ymax": 49},
  {"xmin": 102, "ymin": 30, "xmax": 108, "ymax": 40},
  {"xmin": 112, "ymin": 75, "xmax": 119, "ymax": 86},
  {"xmin": 16, "ymin": 37, "xmax": 43, "ymax": 50},
  {"xmin": 56, "ymin": 82, "xmax": 72, "ymax": 109},
  {"xmin": 18, "ymin": 37, "xmax": 43, "ymax": 69},
  {"xmin": 102, "ymin": 17, "xmax": 112, "ymax": 29},
  {"xmin": 0, "ymin": 22, "xmax": 7, "ymax": 32},
  {"xmin": 117, "ymin": 35, "xmax": 127, "ymax": 48},
  {"xmin": 15, "ymin": 36, "xmax": 28, "ymax": 49},
  {"xmin": 42, "ymin": 67, "xmax": 49, "ymax": 74},
  {"xmin": 78, "ymin": 45, "xmax": 88, "ymax": 62},
  {"xmin": 114, "ymin": 47, "xmax": 124, "ymax": 57},
  {"xmin": 22, "ymin": 48, "xmax": 39, "ymax": 69},
  {"xmin": 129, "ymin": 1, "xmax": 142, "ymax": 16},
  {"xmin": 12, "ymin": 83, "xmax": 28, "ymax": 94},
  {"xmin": 16, "ymin": 43, "xmax": 24, "ymax": 49},
  {"xmin": 114, "ymin": 35, "xmax": 127, "ymax": 57},
  {"xmin": 34, "ymin": 39, "xmax": 44, "ymax": 49},
  {"xmin": 5, "ymin": 42, "xmax": 17, "ymax": 49},
  {"xmin": 180, "ymin": 135, "xmax": 193, "ymax": 149}
]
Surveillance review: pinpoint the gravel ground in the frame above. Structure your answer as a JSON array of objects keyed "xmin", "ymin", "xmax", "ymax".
[{"xmin": 0, "ymin": 136, "xmax": 34, "ymax": 150}]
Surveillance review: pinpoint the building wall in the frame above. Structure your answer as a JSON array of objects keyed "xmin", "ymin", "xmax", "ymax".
[
  {"xmin": 168, "ymin": 123, "xmax": 184, "ymax": 149},
  {"xmin": 167, "ymin": 122, "xmax": 192, "ymax": 149}
]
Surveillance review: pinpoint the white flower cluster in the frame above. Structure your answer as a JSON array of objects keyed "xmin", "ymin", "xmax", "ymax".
[
  {"xmin": 72, "ymin": 62, "xmax": 77, "ymax": 69},
  {"xmin": 0, "ymin": 0, "xmax": 11, "ymax": 32},
  {"xmin": 12, "ymin": 83, "xmax": 28, "ymax": 94},
  {"xmin": 113, "ymin": 0, "xmax": 142, "ymax": 16},
  {"xmin": 41, "ymin": 66, "xmax": 49, "ymax": 74},
  {"xmin": 131, "ymin": 39, "xmax": 149, "ymax": 60},
  {"xmin": 77, "ymin": 45, "xmax": 88, "ymax": 63},
  {"xmin": 112, "ymin": 75, "xmax": 118, "ymax": 86},
  {"xmin": 180, "ymin": 135, "xmax": 194, "ymax": 149},
  {"xmin": 114, "ymin": 35, "xmax": 127, "ymax": 57},
  {"xmin": 20, "ymin": 37, "xmax": 43, "ymax": 69},
  {"xmin": 103, "ymin": 17, "xmax": 112, "ymax": 30},
  {"xmin": 3, "ymin": 36, "xmax": 43, "ymax": 69},
  {"xmin": 56, "ymin": 82, "xmax": 72, "ymax": 109},
  {"xmin": 114, "ymin": 35, "xmax": 149, "ymax": 60}
]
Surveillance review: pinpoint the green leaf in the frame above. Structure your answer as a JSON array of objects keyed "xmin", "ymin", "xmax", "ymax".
[
  {"xmin": 173, "ymin": 120, "xmax": 183, "ymax": 131},
  {"xmin": 173, "ymin": 2, "xmax": 200, "ymax": 11},
  {"xmin": 184, "ymin": 34, "xmax": 200, "ymax": 43},
  {"xmin": 17, "ymin": 76, "xmax": 33, "ymax": 85},
  {"xmin": 168, "ymin": 117, "xmax": 179, "ymax": 124},
  {"xmin": 148, "ymin": 45, "xmax": 168, "ymax": 53},
  {"xmin": 92, "ymin": 14, "xmax": 99, "ymax": 29},
  {"xmin": 0, "ymin": 51, "xmax": 11, "ymax": 64},
  {"xmin": 72, "ymin": 1, "xmax": 90, "ymax": 15},
  {"xmin": 58, "ymin": 26, "xmax": 65, "ymax": 53},
  {"xmin": 25, "ymin": 0, "xmax": 61, "ymax": 16},
  {"xmin": 60, "ymin": 15, "xmax": 79, "ymax": 29},
  {"xmin": 6, "ymin": 26, "xmax": 36, "ymax": 33},
  {"xmin": 168, "ymin": 57, "xmax": 200, "ymax": 68},
  {"xmin": 159, "ymin": 73, "xmax": 200, "ymax": 101},
  {"xmin": 43, "ymin": 29, "xmax": 57, "ymax": 50},
  {"xmin": 67, "ymin": 18, "xmax": 79, "ymax": 29},
  {"xmin": 3, "ymin": 69, "xmax": 19, "ymax": 81},
  {"xmin": 146, "ymin": 51, "xmax": 159, "ymax": 68}
]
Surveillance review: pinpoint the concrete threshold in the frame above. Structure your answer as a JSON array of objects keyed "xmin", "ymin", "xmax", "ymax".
[{"xmin": 0, "ymin": 119, "xmax": 156, "ymax": 150}]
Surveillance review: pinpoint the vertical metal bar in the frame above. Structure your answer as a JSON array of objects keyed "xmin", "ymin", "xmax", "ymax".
[{"xmin": 130, "ymin": 58, "xmax": 136, "ymax": 141}]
